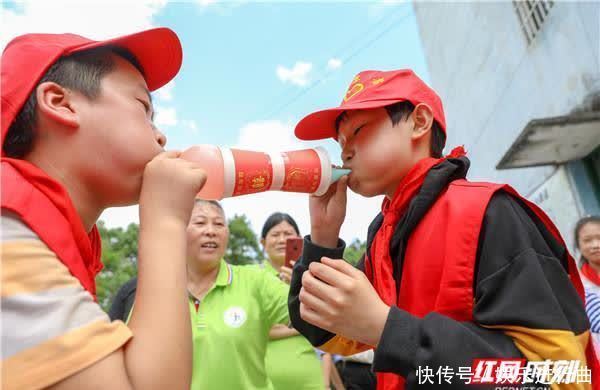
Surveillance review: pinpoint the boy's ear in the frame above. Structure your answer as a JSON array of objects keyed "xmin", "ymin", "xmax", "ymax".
[
  {"xmin": 410, "ymin": 103, "xmax": 435, "ymax": 141},
  {"xmin": 260, "ymin": 238, "xmax": 266, "ymax": 248},
  {"xmin": 36, "ymin": 82, "xmax": 80, "ymax": 129}
]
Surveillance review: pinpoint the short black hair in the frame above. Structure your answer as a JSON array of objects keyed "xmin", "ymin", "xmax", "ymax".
[
  {"xmin": 334, "ymin": 101, "xmax": 446, "ymax": 158},
  {"xmin": 261, "ymin": 212, "xmax": 300, "ymax": 239},
  {"xmin": 3, "ymin": 45, "xmax": 143, "ymax": 158}
]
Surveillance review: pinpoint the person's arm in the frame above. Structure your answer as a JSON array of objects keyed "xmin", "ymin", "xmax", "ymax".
[
  {"xmin": 269, "ymin": 324, "xmax": 300, "ymax": 340},
  {"xmin": 121, "ymin": 152, "xmax": 206, "ymax": 390},
  {"xmin": 330, "ymin": 357, "xmax": 346, "ymax": 390},
  {"xmin": 57, "ymin": 152, "xmax": 205, "ymax": 390},
  {"xmin": 321, "ymin": 352, "xmax": 333, "ymax": 388}
]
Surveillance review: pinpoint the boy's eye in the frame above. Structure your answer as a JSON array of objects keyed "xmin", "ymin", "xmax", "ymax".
[
  {"xmin": 138, "ymin": 99, "xmax": 150, "ymax": 113},
  {"xmin": 354, "ymin": 124, "xmax": 366, "ymax": 136}
]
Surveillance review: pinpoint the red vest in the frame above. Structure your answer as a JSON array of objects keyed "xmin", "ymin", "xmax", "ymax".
[
  {"xmin": 372, "ymin": 180, "xmax": 598, "ymax": 389},
  {"xmin": 1, "ymin": 160, "xmax": 102, "ymax": 298}
]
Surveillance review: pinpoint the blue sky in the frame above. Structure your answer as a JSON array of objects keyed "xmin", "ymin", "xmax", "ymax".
[
  {"xmin": 151, "ymin": 1, "xmax": 429, "ymax": 150},
  {"xmin": 1, "ymin": 1, "xmax": 430, "ymax": 241}
]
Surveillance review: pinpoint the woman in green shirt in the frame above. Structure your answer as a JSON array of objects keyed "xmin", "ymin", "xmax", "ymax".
[
  {"xmin": 260, "ymin": 212, "xmax": 328, "ymax": 390},
  {"xmin": 111, "ymin": 200, "xmax": 291, "ymax": 389}
]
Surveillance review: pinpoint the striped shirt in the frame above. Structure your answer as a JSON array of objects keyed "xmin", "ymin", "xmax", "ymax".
[
  {"xmin": 586, "ymin": 292, "xmax": 600, "ymax": 333},
  {"xmin": 1, "ymin": 212, "xmax": 132, "ymax": 390}
]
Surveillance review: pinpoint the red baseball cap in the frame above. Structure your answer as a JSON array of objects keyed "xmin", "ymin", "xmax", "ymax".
[
  {"xmin": 1, "ymin": 27, "xmax": 182, "ymax": 148},
  {"xmin": 294, "ymin": 69, "xmax": 446, "ymax": 140}
]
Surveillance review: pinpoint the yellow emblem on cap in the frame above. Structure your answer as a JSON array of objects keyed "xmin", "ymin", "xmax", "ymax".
[
  {"xmin": 371, "ymin": 77, "xmax": 384, "ymax": 85},
  {"xmin": 344, "ymin": 82, "xmax": 364, "ymax": 102}
]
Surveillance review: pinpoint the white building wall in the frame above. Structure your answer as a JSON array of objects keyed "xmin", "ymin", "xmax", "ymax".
[{"xmin": 413, "ymin": 1, "xmax": 599, "ymax": 243}]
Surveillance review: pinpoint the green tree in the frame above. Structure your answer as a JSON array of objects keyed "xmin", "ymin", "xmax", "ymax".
[
  {"xmin": 225, "ymin": 214, "xmax": 264, "ymax": 265},
  {"xmin": 96, "ymin": 221, "xmax": 139, "ymax": 311},
  {"xmin": 344, "ymin": 238, "xmax": 366, "ymax": 266}
]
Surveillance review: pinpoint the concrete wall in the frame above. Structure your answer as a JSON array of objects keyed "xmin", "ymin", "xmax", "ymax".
[{"xmin": 413, "ymin": 1, "xmax": 599, "ymax": 243}]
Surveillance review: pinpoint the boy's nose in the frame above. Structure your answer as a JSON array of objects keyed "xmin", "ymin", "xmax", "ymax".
[
  {"xmin": 341, "ymin": 147, "xmax": 354, "ymax": 163},
  {"xmin": 155, "ymin": 129, "xmax": 167, "ymax": 147}
]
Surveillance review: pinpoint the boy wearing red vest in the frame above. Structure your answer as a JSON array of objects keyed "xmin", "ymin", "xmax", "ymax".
[
  {"xmin": 1, "ymin": 30, "xmax": 206, "ymax": 389},
  {"xmin": 288, "ymin": 69, "xmax": 598, "ymax": 389}
]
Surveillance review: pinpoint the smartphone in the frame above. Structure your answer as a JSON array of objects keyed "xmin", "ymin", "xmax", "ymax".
[{"xmin": 285, "ymin": 237, "xmax": 304, "ymax": 268}]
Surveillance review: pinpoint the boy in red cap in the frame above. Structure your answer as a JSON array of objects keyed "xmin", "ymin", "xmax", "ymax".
[
  {"xmin": 288, "ymin": 69, "xmax": 598, "ymax": 389},
  {"xmin": 1, "ymin": 29, "xmax": 206, "ymax": 389}
]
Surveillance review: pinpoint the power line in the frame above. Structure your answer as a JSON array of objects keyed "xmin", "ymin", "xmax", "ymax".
[
  {"xmin": 259, "ymin": 6, "xmax": 405, "ymax": 116},
  {"xmin": 262, "ymin": 9, "xmax": 412, "ymax": 119}
]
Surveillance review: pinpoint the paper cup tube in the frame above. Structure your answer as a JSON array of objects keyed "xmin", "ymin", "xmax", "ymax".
[
  {"xmin": 230, "ymin": 149, "xmax": 274, "ymax": 197},
  {"xmin": 281, "ymin": 149, "xmax": 323, "ymax": 194}
]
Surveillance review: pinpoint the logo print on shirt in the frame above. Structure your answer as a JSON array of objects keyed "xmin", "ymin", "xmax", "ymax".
[{"xmin": 224, "ymin": 306, "xmax": 247, "ymax": 328}]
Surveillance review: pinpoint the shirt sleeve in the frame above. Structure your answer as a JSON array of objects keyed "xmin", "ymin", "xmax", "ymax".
[
  {"xmin": 585, "ymin": 291, "xmax": 600, "ymax": 333},
  {"xmin": 1, "ymin": 213, "xmax": 132, "ymax": 390},
  {"xmin": 257, "ymin": 267, "xmax": 291, "ymax": 329}
]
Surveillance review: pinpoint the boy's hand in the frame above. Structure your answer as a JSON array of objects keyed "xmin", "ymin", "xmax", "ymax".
[
  {"xmin": 309, "ymin": 176, "xmax": 348, "ymax": 248},
  {"xmin": 139, "ymin": 151, "xmax": 207, "ymax": 226},
  {"xmin": 299, "ymin": 257, "xmax": 390, "ymax": 347}
]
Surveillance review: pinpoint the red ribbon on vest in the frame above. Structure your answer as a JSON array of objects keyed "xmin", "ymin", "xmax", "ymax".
[
  {"xmin": 366, "ymin": 146, "xmax": 466, "ymax": 307},
  {"xmin": 1, "ymin": 158, "xmax": 102, "ymax": 298}
]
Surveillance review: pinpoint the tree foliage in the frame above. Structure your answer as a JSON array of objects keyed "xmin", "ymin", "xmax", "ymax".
[
  {"xmin": 96, "ymin": 221, "xmax": 139, "ymax": 311},
  {"xmin": 225, "ymin": 214, "xmax": 264, "ymax": 265},
  {"xmin": 343, "ymin": 238, "xmax": 367, "ymax": 266}
]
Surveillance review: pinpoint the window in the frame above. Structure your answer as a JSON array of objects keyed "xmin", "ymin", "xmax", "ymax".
[{"xmin": 513, "ymin": 0, "xmax": 554, "ymax": 44}]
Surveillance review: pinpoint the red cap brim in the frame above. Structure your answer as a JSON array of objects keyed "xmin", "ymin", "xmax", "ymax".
[
  {"xmin": 67, "ymin": 27, "xmax": 182, "ymax": 92},
  {"xmin": 295, "ymin": 98, "xmax": 406, "ymax": 140}
]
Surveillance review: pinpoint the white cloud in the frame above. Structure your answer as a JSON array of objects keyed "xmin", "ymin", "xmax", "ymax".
[
  {"xmin": 276, "ymin": 62, "xmax": 313, "ymax": 87},
  {"xmin": 154, "ymin": 106, "xmax": 178, "ymax": 127},
  {"xmin": 154, "ymin": 80, "xmax": 175, "ymax": 102},
  {"xmin": 99, "ymin": 205, "xmax": 140, "ymax": 230},
  {"xmin": 327, "ymin": 58, "xmax": 342, "ymax": 70},
  {"xmin": 234, "ymin": 120, "xmax": 307, "ymax": 152},
  {"xmin": 1, "ymin": 1, "xmax": 168, "ymax": 51},
  {"xmin": 182, "ymin": 119, "xmax": 199, "ymax": 135}
]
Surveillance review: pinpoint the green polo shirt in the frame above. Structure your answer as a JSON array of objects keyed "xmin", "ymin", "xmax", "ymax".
[
  {"xmin": 189, "ymin": 260, "xmax": 290, "ymax": 390},
  {"xmin": 259, "ymin": 262, "xmax": 325, "ymax": 390}
]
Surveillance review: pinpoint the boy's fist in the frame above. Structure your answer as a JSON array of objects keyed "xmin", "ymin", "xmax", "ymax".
[
  {"xmin": 140, "ymin": 151, "xmax": 207, "ymax": 226},
  {"xmin": 309, "ymin": 175, "xmax": 348, "ymax": 248}
]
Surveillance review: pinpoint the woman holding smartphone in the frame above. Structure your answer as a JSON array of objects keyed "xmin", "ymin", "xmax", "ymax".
[{"xmin": 260, "ymin": 212, "xmax": 334, "ymax": 390}]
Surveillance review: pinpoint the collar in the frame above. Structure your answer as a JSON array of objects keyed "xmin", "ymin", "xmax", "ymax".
[{"xmin": 215, "ymin": 259, "xmax": 233, "ymax": 287}]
